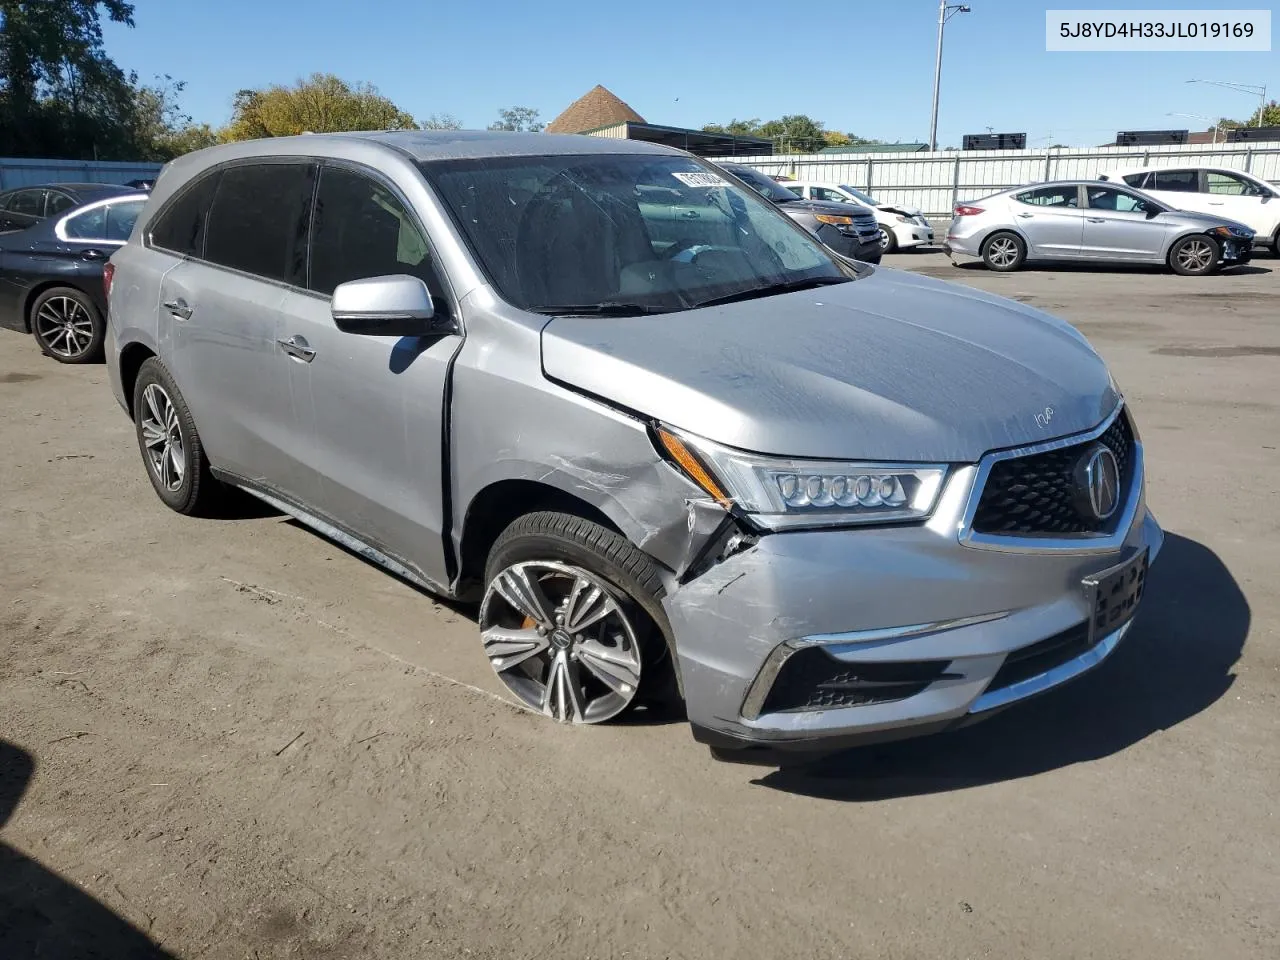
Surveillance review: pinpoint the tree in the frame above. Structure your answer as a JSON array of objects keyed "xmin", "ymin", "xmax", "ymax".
[
  {"xmin": 702, "ymin": 118, "xmax": 762, "ymax": 137},
  {"xmin": 488, "ymin": 106, "xmax": 543, "ymax": 132},
  {"xmin": 131, "ymin": 75, "xmax": 216, "ymax": 159},
  {"xmin": 1218, "ymin": 100, "xmax": 1280, "ymax": 130},
  {"xmin": 702, "ymin": 116, "xmax": 876, "ymax": 153},
  {"xmin": 421, "ymin": 112, "xmax": 462, "ymax": 130},
  {"xmin": 756, "ymin": 115, "xmax": 828, "ymax": 153},
  {"xmin": 220, "ymin": 73, "xmax": 418, "ymax": 141},
  {"xmin": 0, "ymin": 0, "xmax": 141, "ymax": 158}
]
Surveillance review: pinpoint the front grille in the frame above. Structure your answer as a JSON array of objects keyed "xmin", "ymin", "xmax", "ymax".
[
  {"xmin": 971, "ymin": 413, "xmax": 1135, "ymax": 535},
  {"xmin": 853, "ymin": 214, "xmax": 879, "ymax": 236},
  {"xmin": 760, "ymin": 648, "xmax": 951, "ymax": 714},
  {"xmin": 984, "ymin": 620, "xmax": 1094, "ymax": 694}
]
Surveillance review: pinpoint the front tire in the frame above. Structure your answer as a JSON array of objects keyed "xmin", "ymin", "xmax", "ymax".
[
  {"xmin": 132, "ymin": 358, "xmax": 220, "ymax": 516},
  {"xmin": 981, "ymin": 231, "xmax": 1026, "ymax": 272},
  {"xmin": 1169, "ymin": 234, "xmax": 1220, "ymax": 276},
  {"xmin": 878, "ymin": 226, "xmax": 898, "ymax": 254},
  {"xmin": 480, "ymin": 511, "xmax": 672, "ymax": 724},
  {"xmin": 30, "ymin": 287, "xmax": 103, "ymax": 363}
]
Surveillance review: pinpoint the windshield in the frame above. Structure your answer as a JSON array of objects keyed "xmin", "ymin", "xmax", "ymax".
[
  {"xmin": 839, "ymin": 186, "xmax": 879, "ymax": 205},
  {"xmin": 423, "ymin": 154, "xmax": 850, "ymax": 315},
  {"xmin": 720, "ymin": 164, "xmax": 802, "ymax": 203}
]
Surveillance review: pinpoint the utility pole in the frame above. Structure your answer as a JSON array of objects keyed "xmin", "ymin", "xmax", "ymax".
[
  {"xmin": 1186, "ymin": 79, "xmax": 1268, "ymax": 127},
  {"xmin": 929, "ymin": 0, "xmax": 972, "ymax": 151}
]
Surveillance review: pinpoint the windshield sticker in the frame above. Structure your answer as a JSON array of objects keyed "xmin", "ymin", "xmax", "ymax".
[{"xmin": 672, "ymin": 171, "xmax": 729, "ymax": 188}]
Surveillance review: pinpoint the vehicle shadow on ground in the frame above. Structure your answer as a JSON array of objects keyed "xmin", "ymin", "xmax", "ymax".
[
  {"xmin": 752, "ymin": 533, "xmax": 1247, "ymax": 801},
  {"xmin": 0, "ymin": 741, "xmax": 176, "ymax": 958},
  {"xmin": 948, "ymin": 260, "xmax": 1272, "ymax": 276}
]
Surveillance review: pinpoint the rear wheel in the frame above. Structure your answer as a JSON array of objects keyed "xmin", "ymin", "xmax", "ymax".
[
  {"xmin": 1169, "ymin": 234, "xmax": 1220, "ymax": 276},
  {"xmin": 981, "ymin": 231, "xmax": 1025, "ymax": 272},
  {"xmin": 480, "ymin": 511, "xmax": 672, "ymax": 724},
  {"xmin": 132, "ymin": 357, "xmax": 221, "ymax": 516},
  {"xmin": 30, "ymin": 287, "xmax": 103, "ymax": 363}
]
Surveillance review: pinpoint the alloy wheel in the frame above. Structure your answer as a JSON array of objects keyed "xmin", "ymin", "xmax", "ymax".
[
  {"xmin": 34, "ymin": 296, "xmax": 95, "ymax": 360},
  {"xmin": 987, "ymin": 237, "xmax": 1020, "ymax": 268},
  {"xmin": 480, "ymin": 560, "xmax": 643, "ymax": 723},
  {"xmin": 878, "ymin": 228, "xmax": 891, "ymax": 251},
  {"xmin": 1176, "ymin": 239, "xmax": 1214, "ymax": 273},
  {"xmin": 139, "ymin": 383, "xmax": 186, "ymax": 492}
]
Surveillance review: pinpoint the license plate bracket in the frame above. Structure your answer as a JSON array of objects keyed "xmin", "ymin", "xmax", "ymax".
[{"xmin": 1083, "ymin": 548, "xmax": 1148, "ymax": 643}]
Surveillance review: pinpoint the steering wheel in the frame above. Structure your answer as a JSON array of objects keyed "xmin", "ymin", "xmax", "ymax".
[{"xmin": 664, "ymin": 237, "xmax": 703, "ymax": 261}]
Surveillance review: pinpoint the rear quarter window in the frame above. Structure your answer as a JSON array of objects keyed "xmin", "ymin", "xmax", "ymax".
[{"xmin": 150, "ymin": 172, "xmax": 221, "ymax": 257}]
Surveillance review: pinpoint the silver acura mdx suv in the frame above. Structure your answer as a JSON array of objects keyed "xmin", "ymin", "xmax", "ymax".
[{"xmin": 106, "ymin": 131, "xmax": 1163, "ymax": 763}]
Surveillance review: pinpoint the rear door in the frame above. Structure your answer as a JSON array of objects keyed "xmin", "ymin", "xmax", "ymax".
[
  {"xmin": 1011, "ymin": 185, "xmax": 1086, "ymax": 257},
  {"xmin": 275, "ymin": 162, "xmax": 462, "ymax": 587},
  {"xmin": 160, "ymin": 161, "xmax": 318, "ymax": 500},
  {"xmin": 1136, "ymin": 169, "xmax": 1202, "ymax": 213},
  {"xmin": 1080, "ymin": 185, "xmax": 1170, "ymax": 260}
]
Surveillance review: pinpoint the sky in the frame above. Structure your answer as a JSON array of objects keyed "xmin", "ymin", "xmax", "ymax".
[{"xmin": 101, "ymin": 0, "xmax": 1276, "ymax": 148}]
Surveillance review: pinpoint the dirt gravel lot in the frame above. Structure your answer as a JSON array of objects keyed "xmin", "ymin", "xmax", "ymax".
[{"xmin": 2, "ymin": 252, "xmax": 1278, "ymax": 959}]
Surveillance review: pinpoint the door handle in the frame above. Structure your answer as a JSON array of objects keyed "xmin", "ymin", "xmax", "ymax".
[
  {"xmin": 162, "ymin": 298, "xmax": 193, "ymax": 320},
  {"xmin": 1208, "ymin": 201, "xmax": 1225, "ymax": 206},
  {"xmin": 277, "ymin": 335, "xmax": 316, "ymax": 362},
  {"xmin": 1016, "ymin": 212, "xmax": 1034, "ymax": 218},
  {"xmin": 679, "ymin": 210, "xmax": 701, "ymax": 219},
  {"xmin": 1087, "ymin": 217, "xmax": 1106, "ymax": 223},
  {"xmin": 80, "ymin": 248, "xmax": 106, "ymax": 261}
]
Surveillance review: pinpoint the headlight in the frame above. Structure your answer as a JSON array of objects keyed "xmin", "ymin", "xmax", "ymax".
[
  {"xmin": 656, "ymin": 426, "xmax": 947, "ymax": 530},
  {"xmin": 813, "ymin": 214, "xmax": 853, "ymax": 225},
  {"xmin": 894, "ymin": 215, "xmax": 913, "ymax": 224},
  {"xmin": 1210, "ymin": 225, "xmax": 1252, "ymax": 239}
]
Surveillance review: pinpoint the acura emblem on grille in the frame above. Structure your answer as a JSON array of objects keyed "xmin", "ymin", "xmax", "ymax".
[{"xmin": 1073, "ymin": 445, "xmax": 1121, "ymax": 521}]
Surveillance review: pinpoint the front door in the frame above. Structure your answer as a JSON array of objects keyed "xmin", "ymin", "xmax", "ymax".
[
  {"xmin": 1201, "ymin": 169, "xmax": 1278, "ymax": 237},
  {"xmin": 1080, "ymin": 185, "xmax": 1171, "ymax": 260},
  {"xmin": 1010, "ymin": 185, "xmax": 1086, "ymax": 257},
  {"xmin": 277, "ymin": 163, "xmax": 462, "ymax": 589}
]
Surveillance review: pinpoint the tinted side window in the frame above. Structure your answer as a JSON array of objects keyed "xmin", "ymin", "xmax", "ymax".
[
  {"xmin": 308, "ymin": 165, "xmax": 442, "ymax": 299},
  {"xmin": 64, "ymin": 205, "xmax": 108, "ymax": 239},
  {"xmin": 204, "ymin": 163, "xmax": 314, "ymax": 284},
  {"xmin": 1086, "ymin": 187, "xmax": 1154, "ymax": 214},
  {"xmin": 105, "ymin": 199, "xmax": 146, "ymax": 241},
  {"xmin": 46, "ymin": 191, "xmax": 76, "ymax": 216},
  {"xmin": 1153, "ymin": 170, "xmax": 1198, "ymax": 193},
  {"xmin": 1015, "ymin": 186, "xmax": 1079, "ymax": 208},
  {"xmin": 150, "ymin": 172, "xmax": 221, "ymax": 256},
  {"xmin": 1205, "ymin": 171, "xmax": 1259, "ymax": 196},
  {"xmin": 10, "ymin": 189, "xmax": 44, "ymax": 216},
  {"xmin": 1122, "ymin": 173, "xmax": 1151, "ymax": 189}
]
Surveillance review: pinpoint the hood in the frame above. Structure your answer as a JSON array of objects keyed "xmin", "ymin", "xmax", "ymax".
[
  {"xmin": 781, "ymin": 197, "xmax": 876, "ymax": 218},
  {"xmin": 540, "ymin": 267, "xmax": 1118, "ymax": 463},
  {"xmin": 877, "ymin": 203, "xmax": 924, "ymax": 218},
  {"xmin": 1161, "ymin": 208, "xmax": 1254, "ymax": 234}
]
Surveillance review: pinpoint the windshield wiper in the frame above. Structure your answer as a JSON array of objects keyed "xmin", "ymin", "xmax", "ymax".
[
  {"xmin": 525, "ymin": 301, "xmax": 671, "ymax": 317},
  {"xmin": 689, "ymin": 276, "xmax": 852, "ymax": 310}
]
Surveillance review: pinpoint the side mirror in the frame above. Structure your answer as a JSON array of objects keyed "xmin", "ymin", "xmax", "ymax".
[{"xmin": 331, "ymin": 275, "xmax": 450, "ymax": 337}]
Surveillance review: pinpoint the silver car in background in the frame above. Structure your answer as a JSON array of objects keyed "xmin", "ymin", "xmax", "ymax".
[
  {"xmin": 945, "ymin": 179, "xmax": 1254, "ymax": 275},
  {"xmin": 106, "ymin": 132, "xmax": 1162, "ymax": 764}
]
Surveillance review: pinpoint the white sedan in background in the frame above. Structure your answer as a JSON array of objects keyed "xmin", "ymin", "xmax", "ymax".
[
  {"xmin": 1098, "ymin": 165, "xmax": 1280, "ymax": 253},
  {"xmin": 780, "ymin": 180, "xmax": 935, "ymax": 252}
]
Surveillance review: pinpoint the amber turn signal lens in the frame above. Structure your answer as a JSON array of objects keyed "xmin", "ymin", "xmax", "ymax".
[{"xmin": 656, "ymin": 427, "xmax": 732, "ymax": 507}]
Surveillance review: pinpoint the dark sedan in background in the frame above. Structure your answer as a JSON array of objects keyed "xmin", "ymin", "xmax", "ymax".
[
  {"xmin": 717, "ymin": 162, "xmax": 883, "ymax": 263},
  {"xmin": 0, "ymin": 191, "xmax": 147, "ymax": 362},
  {"xmin": 0, "ymin": 182, "xmax": 142, "ymax": 234}
]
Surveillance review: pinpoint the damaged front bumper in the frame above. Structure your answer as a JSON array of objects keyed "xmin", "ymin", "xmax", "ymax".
[{"xmin": 661, "ymin": 462, "xmax": 1164, "ymax": 762}]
